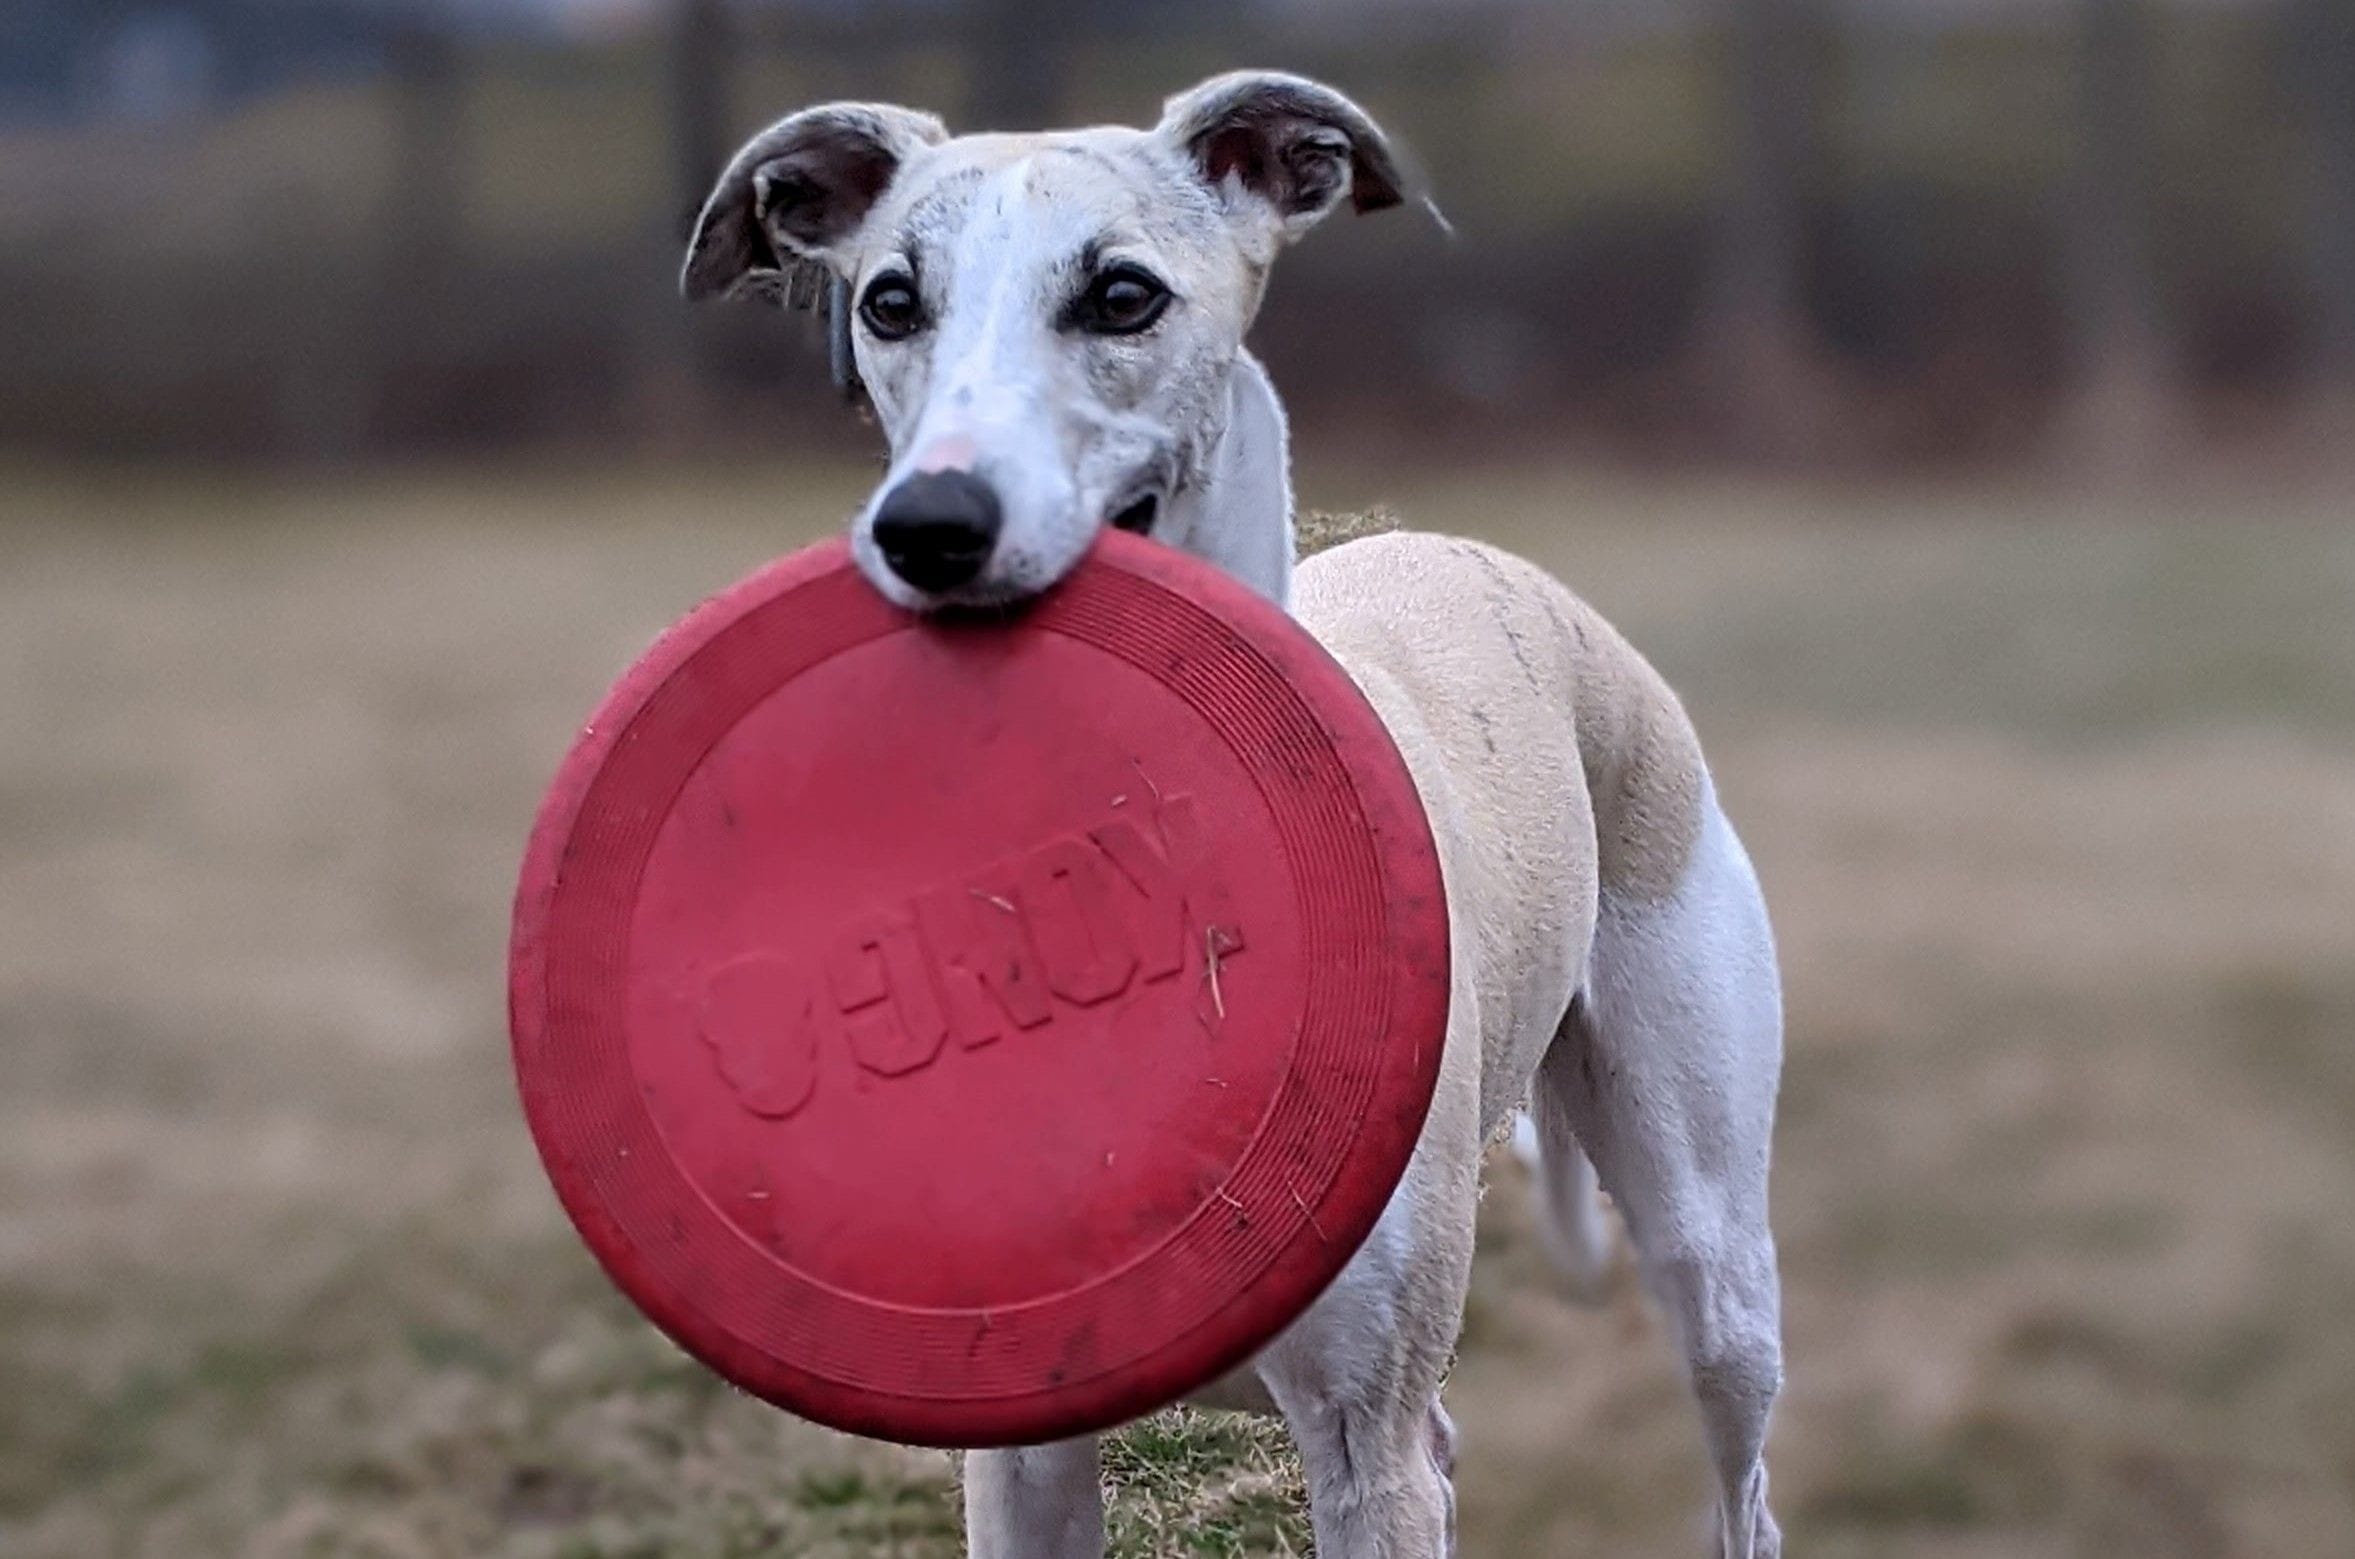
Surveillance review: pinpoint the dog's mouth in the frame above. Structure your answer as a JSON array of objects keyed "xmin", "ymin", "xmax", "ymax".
[{"xmin": 1108, "ymin": 490, "xmax": 1161, "ymax": 536}]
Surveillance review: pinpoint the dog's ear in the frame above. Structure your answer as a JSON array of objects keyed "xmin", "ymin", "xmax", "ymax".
[
  {"xmin": 1156, "ymin": 71, "xmax": 1406, "ymax": 244},
  {"xmin": 682, "ymin": 103, "xmax": 948, "ymax": 304}
]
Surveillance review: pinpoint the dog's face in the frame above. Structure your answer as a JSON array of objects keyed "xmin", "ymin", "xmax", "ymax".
[{"xmin": 683, "ymin": 72, "xmax": 1404, "ymax": 609}]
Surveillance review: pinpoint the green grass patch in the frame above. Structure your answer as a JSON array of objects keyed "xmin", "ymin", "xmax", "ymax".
[{"xmin": 1103, "ymin": 1408, "xmax": 1310, "ymax": 1557}]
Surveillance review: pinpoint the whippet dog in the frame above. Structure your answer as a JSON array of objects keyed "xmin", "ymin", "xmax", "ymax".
[{"xmin": 683, "ymin": 71, "xmax": 1786, "ymax": 1559}]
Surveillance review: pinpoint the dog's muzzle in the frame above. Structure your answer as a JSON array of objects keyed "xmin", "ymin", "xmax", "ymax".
[{"xmin": 871, "ymin": 470, "xmax": 1003, "ymax": 595}]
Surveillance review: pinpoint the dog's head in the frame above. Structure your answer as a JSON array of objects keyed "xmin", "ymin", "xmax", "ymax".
[{"xmin": 683, "ymin": 71, "xmax": 1407, "ymax": 609}]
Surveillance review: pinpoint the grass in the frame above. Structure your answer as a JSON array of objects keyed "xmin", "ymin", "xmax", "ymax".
[
  {"xmin": 1102, "ymin": 1411, "xmax": 1310, "ymax": 1557},
  {"xmin": 2, "ymin": 459, "xmax": 2353, "ymax": 1554}
]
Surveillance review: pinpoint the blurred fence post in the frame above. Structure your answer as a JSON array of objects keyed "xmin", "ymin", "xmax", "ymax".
[
  {"xmin": 1697, "ymin": 0, "xmax": 1840, "ymax": 465},
  {"xmin": 2059, "ymin": 0, "xmax": 2175, "ymax": 477},
  {"xmin": 365, "ymin": 1, "xmax": 466, "ymax": 456},
  {"xmin": 2288, "ymin": 0, "xmax": 2355, "ymax": 409},
  {"xmin": 672, "ymin": 0, "xmax": 732, "ymax": 237},
  {"xmin": 649, "ymin": 0, "xmax": 736, "ymax": 440},
  {"xmin": 966, "ymin": 0, "xmax": 1079, "ymax": 130},
  {"xmin": 383, "ymin": 4, "xmax": 463, "ymax": 295}
]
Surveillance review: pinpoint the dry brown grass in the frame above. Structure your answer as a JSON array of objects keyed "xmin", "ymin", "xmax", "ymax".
[{"xmin": 1, "ymin": 461, "xmax": 2350, "ymax": 1556}]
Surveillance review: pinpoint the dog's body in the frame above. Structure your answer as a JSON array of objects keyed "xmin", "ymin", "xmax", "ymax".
[{"xmin": 684, "ymin": 72, "xmax": 1785, "ymax": 1558}]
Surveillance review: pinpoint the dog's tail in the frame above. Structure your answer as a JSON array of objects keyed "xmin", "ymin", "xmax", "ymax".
[{"xmin": 1510, "ymin": 1108, "xmax": 1616, "ymax": 1303}]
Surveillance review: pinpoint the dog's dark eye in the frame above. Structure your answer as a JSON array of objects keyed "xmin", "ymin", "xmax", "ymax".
[
  {"xmin": 1071, "ymin": 266, "xmax": 1171, "ymax": 336},
  {"xmin": 858, "ymin": 276, "xmax": 924, "ymax": 341}
]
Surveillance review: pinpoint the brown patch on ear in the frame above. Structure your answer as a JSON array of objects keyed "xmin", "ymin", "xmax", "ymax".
[
  {"xmin": 1158, "ymin": 70, "xmax": 1408, "ymax": 227},
  {"xmin": 681, "ymin": 103, "xmax": 947, "ymax": 304},
  {"xmin": 753, "ymin": 124, "xmax": 902, "ymax": 250},
  {"xmin": 1351, "ymin": 168, "xmax": 1406, "ymax": 215},
  {"xmin": 1339, "ymin": 128, "xmax": 1405, "ymax": 215}
]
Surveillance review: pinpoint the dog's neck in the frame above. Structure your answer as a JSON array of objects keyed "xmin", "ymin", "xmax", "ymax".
[{"xmin": 1161, "ymin": 350, "xmax": 1295, "ymax": 610}]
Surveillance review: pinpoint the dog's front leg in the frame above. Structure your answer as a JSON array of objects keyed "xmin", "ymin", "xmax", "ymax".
[
  {"xmin": 963, "ymin": 1437, "xmax": 1104, "ymax": 1559},
  {"xmin": 1254, "ymin": 1175, "xmax": 1470, "ymax": 1557},
  {"xmin": 1266, "ymin": 1370, "xmax": 1457, "ymax": 1559}
]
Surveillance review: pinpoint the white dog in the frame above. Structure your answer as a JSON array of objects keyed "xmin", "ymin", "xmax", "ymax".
[{"xmin": 684, "ymin": 71, "xmax": 1786, "ymax": 1558}]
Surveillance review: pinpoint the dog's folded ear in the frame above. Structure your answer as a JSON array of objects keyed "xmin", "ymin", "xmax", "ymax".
[
  {"xmin": 1156, "ymin": 71, "xmax": 1407, "ymax": 243},
  {"xmin": 682, "ymin": 104, "xmax": 948, "ymax": 304}
]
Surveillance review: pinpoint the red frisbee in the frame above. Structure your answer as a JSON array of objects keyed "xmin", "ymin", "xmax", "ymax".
[{"xmin": 508, "ymin": 530, "xmax": 1448, "ymax": 1448}]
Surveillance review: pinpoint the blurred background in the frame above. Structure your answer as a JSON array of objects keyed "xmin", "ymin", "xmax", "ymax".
[
  {"xmin": 3, "ymin": 1, "xmax": 2351, "ymax": 1555},
  {"xmin": 6, "ymin": 0, "xmax": 2355, "ymax": 469}
]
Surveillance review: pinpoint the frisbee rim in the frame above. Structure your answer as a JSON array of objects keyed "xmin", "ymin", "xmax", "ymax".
[{"xmin": 508, "ymin": 531, "xmax": 1449, "ymax": 1447}]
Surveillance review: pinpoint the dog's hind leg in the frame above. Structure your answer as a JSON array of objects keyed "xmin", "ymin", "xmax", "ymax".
[
  {"xmin": 1538, "ymin": 793, "xmax": 1785, "ymax": 1559},
  {"xmin": 963, "ymin": 1437, "xmax": 1103, "ymax": 1559},
  {"xmin": 1511, "ymin": 1107, "xmax": 1616, "ymax": 1301}
]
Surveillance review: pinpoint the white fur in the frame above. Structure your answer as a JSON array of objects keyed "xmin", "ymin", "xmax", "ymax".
[
  {"xmin": 1548, "ymin": 798, "xmax": 1784, "ymax": 1559},
  {"xmin": 1276, "ymin": 540, "xmax": 1784, "ymax": 1558},
  {"xmin": 962, "ymin": 1437, "xmax": 1105, "ymax": 1559},
  {"xmin": 687, "ymin": 71, "xmax": 1786, "ymax": 1558}
]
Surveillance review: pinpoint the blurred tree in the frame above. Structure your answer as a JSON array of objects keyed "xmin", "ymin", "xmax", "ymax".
[
  {"xmin": 2059, "ymin": 0, "xmax": 2176, "ymax": 476},
  {"xmin": 1697, "ymin": 0, "xmax": 1840, "ymax": 464}
]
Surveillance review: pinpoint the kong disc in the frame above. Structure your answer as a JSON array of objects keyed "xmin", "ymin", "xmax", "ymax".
[{"xmin": 509, "ymin": 530, "xmax": 1449, "ymax": 1447}]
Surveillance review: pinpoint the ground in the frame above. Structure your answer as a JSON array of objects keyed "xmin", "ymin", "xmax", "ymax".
[{"xmin": 2, "ymin": 461, "xmax": 2351, "ymax": 1557}]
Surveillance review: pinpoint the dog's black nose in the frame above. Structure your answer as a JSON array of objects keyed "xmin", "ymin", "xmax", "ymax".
[{"xmin": 871, "ymin": 471, "xmax": 1002, "ymax": 594}]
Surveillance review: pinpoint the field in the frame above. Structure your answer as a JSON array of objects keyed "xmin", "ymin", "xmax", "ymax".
[{"xmin": 2, "ymin": 461, "xmax": 2351, "ymax": 1557}]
